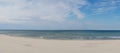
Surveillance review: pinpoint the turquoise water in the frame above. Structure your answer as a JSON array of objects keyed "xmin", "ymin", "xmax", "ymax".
[{"xmin": 0, "ymin": 30, "xmax": 120, "ymax": 40}]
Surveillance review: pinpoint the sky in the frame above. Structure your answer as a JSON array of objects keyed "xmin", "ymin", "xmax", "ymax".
[{"xmin": 0, "ymin": 0, "xmax": 120, "ymax": 30}]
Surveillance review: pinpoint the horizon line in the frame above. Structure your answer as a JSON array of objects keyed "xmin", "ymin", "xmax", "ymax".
[{"xmin": 0, "ymin": 29, "xmax": 120, "ymax": 31}]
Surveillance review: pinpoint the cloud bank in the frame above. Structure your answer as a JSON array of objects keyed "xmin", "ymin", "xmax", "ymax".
[{"xmin": 0, "ymin": 0, "xmax": 87, "ymax": 24}]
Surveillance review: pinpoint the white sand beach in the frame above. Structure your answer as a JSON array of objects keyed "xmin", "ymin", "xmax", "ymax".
[{"xmin": 0, "ymin": 35, "xmax": 120, "ymax": 53}]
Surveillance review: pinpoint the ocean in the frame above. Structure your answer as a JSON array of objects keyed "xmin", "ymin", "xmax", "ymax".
[{"xmin": 0, "ymin": 30, "xmax": 120, "ymax": 40}]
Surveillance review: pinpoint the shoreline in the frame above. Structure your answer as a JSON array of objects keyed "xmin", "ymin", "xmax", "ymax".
[
  {"xmin": 0, "ymin": 35, "xmax": 120, "ymax": 53},
  {"xmin": 5, "ymin": 34, "xmax": 120, "ymax": 40}
]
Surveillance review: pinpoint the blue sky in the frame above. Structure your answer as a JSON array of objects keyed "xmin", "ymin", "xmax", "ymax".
[{"xmin": 0, "ymin": 0, "xmax": 120, "ymax": 30}]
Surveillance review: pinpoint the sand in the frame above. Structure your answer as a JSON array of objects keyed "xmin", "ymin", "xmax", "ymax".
[{"xmin": 0, "ymin": 35, "xmax": 120, "ymax": 53}]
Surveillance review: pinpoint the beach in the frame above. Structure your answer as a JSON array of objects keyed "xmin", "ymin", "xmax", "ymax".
[{"xmin": 0, "ymin": 35, "xmax": 120, "ymax": 53}]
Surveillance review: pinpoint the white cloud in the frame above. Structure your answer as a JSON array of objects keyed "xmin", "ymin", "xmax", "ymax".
[{"xmin": 0, "ymin": 0, "xmax": 87, "ymax": 25}]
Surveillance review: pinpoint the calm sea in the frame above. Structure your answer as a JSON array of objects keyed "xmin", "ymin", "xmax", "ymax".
[{"xmin": 0, "ymin": 30, "xmax": 120, "ymax": 40}]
